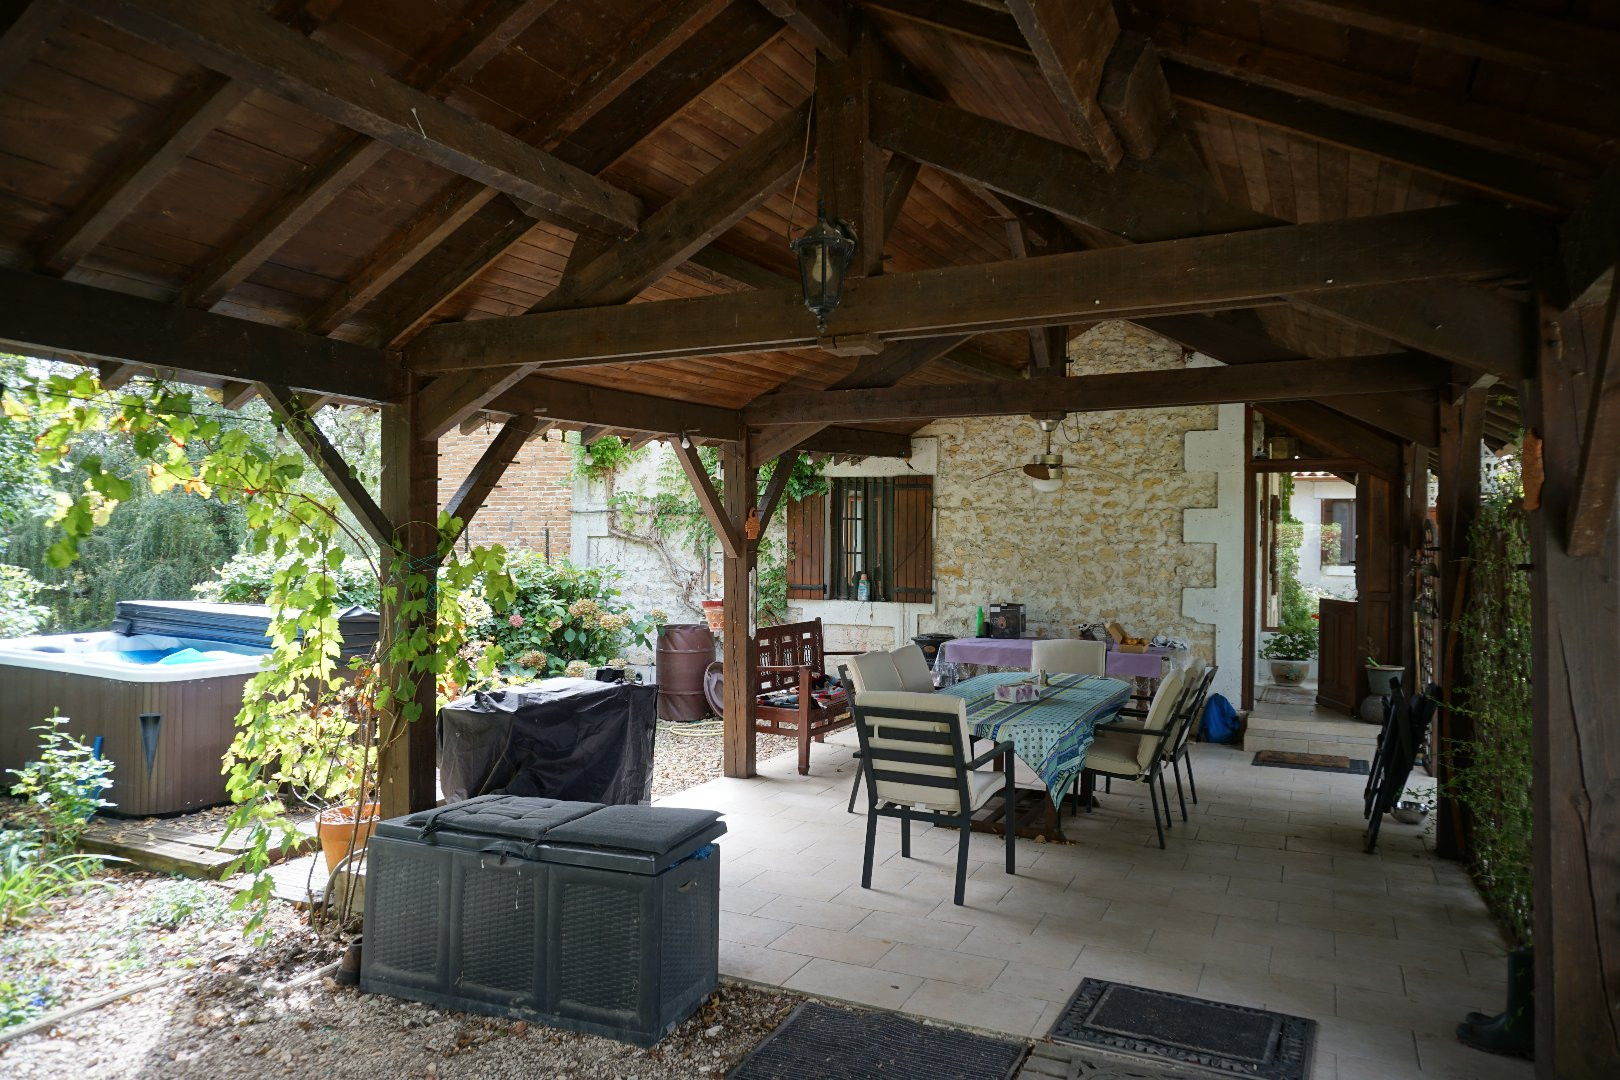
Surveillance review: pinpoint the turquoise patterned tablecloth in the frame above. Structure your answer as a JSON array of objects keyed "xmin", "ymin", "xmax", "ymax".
[{"xmin": 938, "ymin": 672, "xmax": 1133, "ymax": 807}]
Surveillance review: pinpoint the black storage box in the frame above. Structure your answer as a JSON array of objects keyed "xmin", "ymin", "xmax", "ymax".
[
  {"xmin": 988, "ymin": 603, "xmax": 1025, "ymax": 639},
  {"xmin": 361, "ymin": 795, "xmax": 725, "ymax": 1046}
]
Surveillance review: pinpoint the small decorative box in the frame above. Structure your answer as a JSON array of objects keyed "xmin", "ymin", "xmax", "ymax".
[{"xmin": 994, "ymin": 680, "xmax": 1042, "ymax": 704}]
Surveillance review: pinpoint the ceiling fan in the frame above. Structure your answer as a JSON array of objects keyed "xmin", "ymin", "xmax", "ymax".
[{"xmin": 969, "ymin": 414, "xmax": 1130, "ymax": 492}]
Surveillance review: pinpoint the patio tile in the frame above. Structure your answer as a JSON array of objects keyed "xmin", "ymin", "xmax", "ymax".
[
  {"xmin": 1168, "ymin": 886, "xmax": 1277, "ymax": 920},
  {"xmin": 1146, "ymin": 928, "xmax": 1271, "ymax": 970},
  {"xmin": 990, "ymin": 960, "xmax": 1083, "ymax": 1005},
  {"xmin": 1216, "ymin": 914, "xmax": 1336, "ymax": 956},
  {"xmin": 719, "ymin": 910, "xmax": 791, "ymax": 947},
  {"xmin": 770, "ymin": 925, "xmax": 896, "ymax": 967},
  {"xmin": 1334, "ymin": 932, "xmax": 1470, "ymax": 977},
  {"xmin": 900, "ymin": 978, "xmax": 1051, "ymax": 1038},
  {"xmin": 1101, "ymin": 900, "xmax": 1217, "ymax": 936},
  {"xmin": 1071, "ymin": 944, "xmax": 1203, "ymax": 995},
  {"xmin": 1067, "ymin": 875, "xmax": 1173, "ymax": 906},
  {"xmin": 1183, "ymin": 852, "xmax": 1282, "ymax": 881},
  {"xmin": 1031, "ymin": 913, "xmax": 1154, "ymax": 953},
  {"xmin": 955, "ymin": 923, "xmax": 1086, "ymax": 971},
  {"xmin": 1280, "ymin": 901, "xmax": 1397, "ymax": 938},
  {"xmin": 784, "ymin": 957, "xmax": 922, "ymax": 1011},
  {"xmin": 1196, "ymin": 962, "xmax": 1335, "ymax": 1016},
  {"xmin": 719, "ymin": 940, "xmax": 809, "ymax": 985},
  {"xmin": 825, "ymin": 881, "xmax": 941, "ymax": 917},
  {"xmin": 1412, "ymin": 1032, "xmax": 1534, "ymax": 1080},
  {"xmin": 876, "ymin": 941, "xmax": 1008, "ymax": 989},
  {"xmin": 746, "ymin": 868, "xmax": 852, "ymax": 903},
  {"xmin": 1271, "ymin": 946, "xmax": 1404, "ymax": 994},
  {"xmin": 719, "ymin": 885, "xmax": 777, "ymax": 916},
  {"xmin": 1307, "ymin": 1015, "xmax": 1421, "ymax": 1071},
  {"xmin": 756, "ymin": 895, "xmax": 868, "ymax": 932},
  {"xmin": 850, "ymin": 908, "xmax": 974, "ymax": 950},
  {"xmin": 1335, "ymin": 984, "xmax": 1458, "ymax": 1039}
]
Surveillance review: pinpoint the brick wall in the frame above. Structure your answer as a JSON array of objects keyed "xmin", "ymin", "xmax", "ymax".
[{"xmin": 437, "ymin": 425, "xmax": 574, "ymax": 557}]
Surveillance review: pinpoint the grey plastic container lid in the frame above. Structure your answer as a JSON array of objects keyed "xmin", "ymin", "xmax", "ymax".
[
  {"xmin": 541, "ymin": 805, "xmax": 726, "ymax": 875},
  {"xmin": 374, "ymin": 794, "xmax": 604, "ymax": 851}
]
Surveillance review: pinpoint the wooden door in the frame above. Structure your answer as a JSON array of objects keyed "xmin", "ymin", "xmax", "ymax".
[{"xmin": 1317, "ymin": 598, "xmax": 1358, "ymax": 715}]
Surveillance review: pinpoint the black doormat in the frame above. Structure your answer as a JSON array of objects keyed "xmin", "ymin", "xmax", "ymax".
[
  {"xmin": 1252, "ymin": 750, "xmax": 1370, "ymax": 775},
  {"xmin": 728, "ymin": 1001, "xmax": 1026, "ymax": 1080},
  {"xmin": 1049, "ymin": 979, "xmax": 1316, "ymax": 1080}
]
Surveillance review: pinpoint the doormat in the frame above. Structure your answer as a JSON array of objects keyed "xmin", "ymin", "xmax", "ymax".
[
  {"xmin": 727, "ymin": 1001, "xmax": 1025, "ymax": 1080},
  {"xmin": 1049, "ymin": 978, "xmax": 1316, "ymax": 1080},
  {"xmin": 1253, "ymin": 750, "xmax": 1370, "ymax": 775},
  {"xmin": 1258, "ymin": 686, "xmax": 1316, "ymax": 705}
]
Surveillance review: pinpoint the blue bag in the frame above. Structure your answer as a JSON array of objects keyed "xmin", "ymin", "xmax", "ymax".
[{"xmin": 1201, "ymin": 693, "xmax": 1240, "ymax": 743}]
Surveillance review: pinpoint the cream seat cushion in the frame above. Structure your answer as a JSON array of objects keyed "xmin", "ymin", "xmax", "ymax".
[
  {"xmin": 891, "ymin": 643, "xmax": 936, "ymax": 693},
  {"xmin": 1030, "ymin": 638, "xmax": 1106, "ymax": 677},
  {"xmin": 854, "ymin": 690, "xmax": 984, "ymax": 812},
  {"xmin": 846, "ymin": 650, "xmax": 903, "ymax": 694}
]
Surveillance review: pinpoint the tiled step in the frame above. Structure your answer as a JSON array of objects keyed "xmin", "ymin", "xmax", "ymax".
[{"xmin": 1242, "ymin": 713, "xmax": 1379, "ymax": 758}]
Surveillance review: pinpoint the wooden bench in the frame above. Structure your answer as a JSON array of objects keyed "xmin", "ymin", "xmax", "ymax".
[{"xmin": 754, "ymin": 618, "xmax": 856, "ymax": 776}]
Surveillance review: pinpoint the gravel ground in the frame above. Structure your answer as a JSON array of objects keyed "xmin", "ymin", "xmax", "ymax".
[{"xmin": 649, "ymin": 720, "xmax": 798, "ymax": 798}]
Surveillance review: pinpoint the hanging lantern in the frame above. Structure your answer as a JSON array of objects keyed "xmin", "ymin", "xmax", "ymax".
[{"xmin": 790, "ymin": 200, "xmax": 857, "ymax": 331}]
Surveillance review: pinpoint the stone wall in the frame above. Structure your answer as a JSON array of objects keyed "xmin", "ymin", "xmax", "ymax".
[
  {"xmin": 917, "ymin": 323, "xmax": 1225, "ymax": 669},
  {"xmin": 436, "ymin": 425, "xmax": 573, "ymax": 557}
]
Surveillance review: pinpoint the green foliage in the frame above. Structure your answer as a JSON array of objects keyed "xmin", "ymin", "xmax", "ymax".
[
  {"xmin": 7, "ymin": 715, "xmax": 115, "ymax": 853},
  {"xmin": 0, "ymin": 831, "xmax": 108, "ymax": 932},
  {"xmin": 1259, "ymin": 622, "xmax": 1319, "ymax": 660},
  {"xmin": 1319, "ymin": 521, "xmax": 1343, "ymax": 567},
  {"xmin": 572, "ymin": 433, "xmax": 645, "ymax": 481},
  {"xmin": 0, "ymin": 969, "xmax": 58, "ymax": 1028},
  {"xmin": 132, "ymin": 878, "xmax": 235, "ymax": 932},
  {"xmin": 1447, "ymin": 455, "xmax": 1533, "ymax": 945},
  {"xmin": 1275, "ymin": 476, "xmax": 1316, "ymax": 627},
  {"xmin": 0, "ymin": 563, "xmax": 51, "ymax": 638},
  {"xmin": 0, "ymin": 355, "xmax": 47, "ymax": 546},
  {"xmin": 472, "ymin": 552, "xmax": 663, "ymax": 678},
  {"xmin": 4, "ymin": 369, "xmax": 515, "ymax": 941},
  {"xmin": 195, "ymin": 545, "xmax": 380, "ymax": 608}
]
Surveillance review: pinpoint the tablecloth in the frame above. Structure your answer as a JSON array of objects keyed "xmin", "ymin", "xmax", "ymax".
[
  {"xmin": 938, "ymin": 671, "xmax": 1132, "ymax": 808},
  {"xmin": 938, "ymin": 636, "xmax": 1181, "ymax": 680}
]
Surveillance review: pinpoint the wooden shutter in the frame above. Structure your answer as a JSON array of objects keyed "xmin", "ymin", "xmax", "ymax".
[
  {"xmin": 785, "ymin": 492, "xmax": 827, "ymax": 599},
  {"xmin": 892, "ymin": 476, "xmax": 933, "ymax": 602}
]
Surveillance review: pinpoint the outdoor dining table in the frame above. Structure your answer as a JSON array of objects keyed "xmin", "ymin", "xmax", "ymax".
[
  {"xmin": 938, "ymin": 636, "xmax": 1182, "ymax": 681},
  {"xmin": 937, "ymin": 670, "xmax": 1133, "ymax": 841}
]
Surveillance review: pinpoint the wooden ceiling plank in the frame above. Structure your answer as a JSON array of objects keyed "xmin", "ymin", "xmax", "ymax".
[
  {"xmin": 756, "ymin": 0, "xmax": 849, "ymax": 58},
  {"xmin": 444, "ymin": 413, "xmax": 542, "ymax": 533},
  {"xmin": 673, "ymin": 438, "xmax": 741, "ymax": 558},
  {"xmin": 1166, "ymin": 64, "xmax": 1580, "ymax": 212},
  {"xmin": 1255, "ymin": 400, "xmax": 1400, "ymax": 475},
  {"xmin": 85, "ymin": 0, "xmax": 641, "ymax": 236},
  {"xmin": 0, "ymin": 1, "xmax": 69, "ymax": 96},
  {"xmin": 482, "ymin": 374, "xmax": 743, "ymax": 442},
  {"xmin": 404, "ymin": 205, "xmax": 1544, "ymax": 372},
  {"xmin": 0, "ymin": 268, "xmax": 399, "ymax": 402},
  {"xmin": 414, "ymin": 97, "xmax": 814, "ymax": 434},
  {"xmin": 1569, "ymin": 289, "xmax": 1620, "ymax": 556},
  {"xmin": 745, "ymin": 354, "xmax": 1446, "ymax": 426},
  {"xmin": 1263, "ymin": 0, "xmax": 1620, "ymax": 91},
  {"xmin": 259, "ymin": 382, "xmax": 394, "ymax": 548},
  {"xmin": 1561, "ymin": 161, "xmax": 1620, "ymax": 310},
  {"xmin": 1004, "ymin": 0, "xmax": 1122, "ymax": 167}
]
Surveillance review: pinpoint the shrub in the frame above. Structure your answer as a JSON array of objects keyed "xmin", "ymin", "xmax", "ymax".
[
  {"xmin": 195, "ymin": 545, "xmax": 380, "ymax": 608},
  {"xmin": 0, "ymin": 972, "xmax": 57, "ymax": 1029},
  {"xmin": 7, "ymin": 715, "xmax": 116, "ymax": 853},
  {"xmin": 0, "ymin": 563, "xmax": 51, "ymax": 638},
  {"xmin": 0, "ymin": 831, "xmax": 107, "ymax": 931},
  {"xmin": 134, "ymin": 878, "xmax": 235, "ymax": 931},
  {"xmin": 472, "ymin": 553, "xmax": 664, "ymax": 677}
]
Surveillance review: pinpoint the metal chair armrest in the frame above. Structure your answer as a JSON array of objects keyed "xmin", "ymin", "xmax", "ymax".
[
  {"xmin": 1095, "ymin": 722, "xmax": 1169, "ymax": 737},
  {"xmin": 966, "ymin": 740, "xmax": 1015, "ymax": 770}
]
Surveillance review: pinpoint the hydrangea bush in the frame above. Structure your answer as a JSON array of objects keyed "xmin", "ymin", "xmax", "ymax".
[{"xmin": 471, "ymin": 553, "xmax": 664, "ymax": 678}]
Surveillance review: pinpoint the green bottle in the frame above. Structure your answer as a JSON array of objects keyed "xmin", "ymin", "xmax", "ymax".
[{"xmin": 976, "ymin": 606, "xmax": 986, "ymax": 637}]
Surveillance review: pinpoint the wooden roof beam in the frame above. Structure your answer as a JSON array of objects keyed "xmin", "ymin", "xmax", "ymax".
[
  {"xmin": 796, "ymin": 426, "xmax": 912, "ymax": 460},
  {"xmin": 482, "ymin": 375, "xmax": 742, "ymax": 443},
  {"xmin": 1005, "ymin": 0, "xmax": 1122, "ymax": 167},
  {"xmin": 757, "ymin": 0, "xmax": 848, "ymax": 58},
  {"xmin": 816, "ymin": 14, "xmax": 884, "ymax": 277},
  {"xmin": 415, "ymin": 97, "xmax": 813, "ymax": 435},
  {"xmin": 1569, "ymin": 290, "xmax": 1620, "ymax": 556},
  {"xmin": 259, "ymin": 383, "xmax": 394, "ymax": 549},
  {"xmin": 0, "ymin": 1, "xmax": 68, "ymax": 96},
  {"xmin": 1560, "ymin": 161, "xmax": 1620, "ymax": 309},
  {"xmin": 673, "ymin": 439, "xmax": 741, "ymax": 558},
  {"xmin": 96, "ymin": 362, "xmax": 143, "ymax": 391},
  {"xmin": 86, "ymin": 0, "xmax": 641, "ymax": 237},
  {"xmin": 404, "ymin": 205, "xmax": 1546, "ymax": 373},
  {"xmin": 1255, "ymin": 401, "xmax": 1401, "ymax": 476},
  {"xmin": 745, "ymin": 355, "xmax": 1447, "ymax": 426},
  {"xmin": 0, "ymin": 268, "xmax": 399, "ymax": 402}
]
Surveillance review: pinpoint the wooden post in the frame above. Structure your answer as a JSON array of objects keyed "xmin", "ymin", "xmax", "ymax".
[
  {"xmin": 1434, "ymin": 386, "xmax": 1487, "ymax": 860},
  {"xmin": 721, "ymin": 441, "xmax": 758, "ymax": 778},
  {"xmin": 1527, "ymin": 304, "xmax": 1620, "ymax": 1077},
  {"xmin": 378, "ymin": 374, "xmax": 440, "ymax": 818}
]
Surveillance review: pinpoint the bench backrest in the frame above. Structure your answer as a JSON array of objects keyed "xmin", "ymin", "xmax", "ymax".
[{"xmin": 756, "ymin": 618, "xmax": 827, "ymax": 694}]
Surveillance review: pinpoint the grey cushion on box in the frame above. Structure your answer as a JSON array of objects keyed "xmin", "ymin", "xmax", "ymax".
[
  {"xmin": 544, "ymin": 805, "xmax": 721, "ymax": 854},
  {"xmin": 405, "ymin": 794, "xmax": 603, "ymax": 841}
]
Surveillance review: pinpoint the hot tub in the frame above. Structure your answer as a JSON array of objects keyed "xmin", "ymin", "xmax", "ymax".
[{"xmin": 0, "ymin": 631, "xmax": 266, "ymax": 816}]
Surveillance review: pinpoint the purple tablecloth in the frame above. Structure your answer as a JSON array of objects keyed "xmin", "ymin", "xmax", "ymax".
[{"xmin": 938, "ymin": 637, "xmax": 1178, "ymax": 680}]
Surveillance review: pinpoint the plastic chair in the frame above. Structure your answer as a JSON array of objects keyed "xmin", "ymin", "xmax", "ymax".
[
  {"xmin": 1079, "ymin": 670, "xmax": 1191, "ymax": 848},
  {"xmin": 1030, "ymin": 638, "xmax": 1106, "ymax": 679}
]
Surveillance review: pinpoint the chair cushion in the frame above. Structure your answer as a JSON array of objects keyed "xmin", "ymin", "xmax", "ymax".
[
  {"xmin": 1030, "ymin": 638, "xmax": 1106, "ymax": 677},
  {"xmin": 891, "ymin": 643, "xmax": 936, "ymax": 693},
  {"xmin": 1084, "ymin": 731, "xmax": 1147, "ymax": 777},
  {"xmin": 964, "ymin": 768, "xmax": 1006, "ymax": 812},
  {"xmin": 1135, "ymin": 669, "xmax": 1187, "ymax": 770},
  {"xmin": 847, "ymin": 651, "xmax": 903, "ymax": 694}
]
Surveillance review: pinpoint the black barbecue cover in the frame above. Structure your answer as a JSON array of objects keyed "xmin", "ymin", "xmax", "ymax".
[{"xmin": 437, "ymin": 679, "xmax": 658, "ymax": 805}]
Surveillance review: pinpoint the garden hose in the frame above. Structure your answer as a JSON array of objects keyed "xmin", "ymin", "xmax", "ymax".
[{"xmin": 657, "ymin": 719, "xmax": 724, "ymax": 737}]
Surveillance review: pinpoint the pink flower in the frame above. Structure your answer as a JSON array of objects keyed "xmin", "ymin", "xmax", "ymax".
[{"xmin": 508, "ymin": 613, "xmax": 524, "ymax": 628}]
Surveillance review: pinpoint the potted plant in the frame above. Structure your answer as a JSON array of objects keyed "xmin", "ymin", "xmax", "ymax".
[
  {"xmin": 314, "ymin": 670, "xmax": 382, "ymax": 876},
  {"xmin": 1259, "ymin": 623, "xmax": 1318, "ymax": 686},
  {"xmin": 1365, "ymin": 654, "xmax": 1406, "ymax": 696}
]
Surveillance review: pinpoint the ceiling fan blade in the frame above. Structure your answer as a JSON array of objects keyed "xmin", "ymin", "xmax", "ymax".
[{"xmin": 1022, "ymin": 462, "xmax": 1057, "ymax": 480}]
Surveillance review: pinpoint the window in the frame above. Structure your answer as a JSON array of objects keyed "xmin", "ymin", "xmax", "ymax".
[
  {"xmin": 785, "ymin": 476, "xmax": 933, "ymax": 602},
  {"xmin": 1321, "ymin": 498, "xmax": 1356, "ymax": 566}
]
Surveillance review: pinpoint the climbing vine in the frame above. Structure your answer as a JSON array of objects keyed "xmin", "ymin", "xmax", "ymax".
[
  {"xmin": 1446, "ymin": 453, "xmax": 1534, "ymax": 945},
  {"xmin": 4, "ymin": 369, "xmax": 513, "ymax": 938}
]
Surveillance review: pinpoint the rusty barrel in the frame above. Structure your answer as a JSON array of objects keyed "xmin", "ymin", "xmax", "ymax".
[{"xmin": 655, "ymin": 623, "xmax": 715, "ymax": 722}]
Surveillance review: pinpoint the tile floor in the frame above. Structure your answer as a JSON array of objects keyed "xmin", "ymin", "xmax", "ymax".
[{"xmin": 655, "ymin": 708, "xmax": 1530, "ymax": 1080}]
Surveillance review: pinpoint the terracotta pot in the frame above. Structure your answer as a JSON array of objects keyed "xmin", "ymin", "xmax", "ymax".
[
  {"xmin": 700, "ymin": 599, "xmax": 724, "ymax": 633},
  {"xmin": 317, "ymin": 802, "xmax": 379, "ymax": 874},
  {"xmin": 1267, "ymin": 658, "xmax": 1311, "ymax": 686}
]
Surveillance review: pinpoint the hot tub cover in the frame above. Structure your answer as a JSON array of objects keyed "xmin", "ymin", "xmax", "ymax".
[{"xmin": 438, "ymin": 678, "xmax": 658, "ymax": 805}]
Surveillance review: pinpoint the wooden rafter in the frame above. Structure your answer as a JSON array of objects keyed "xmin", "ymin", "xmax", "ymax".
[
  {"xmin": 673, "ymin": 439, "xmax": 741, "ymax": 559},
  {"xmin": 757, "ymin": 0, "xmax": 848, "ymax": 58},
  {"xmin": 1098, "ymin": 31, "xmax": 1175, "ymax": 160},
  {"xmin": 1295, "ymin": 283, "xmax": 1531, "ymax": 381},
  {"xmin": 795, "ymin": 426, "xmax": 911, "ymax": 461},
  {"xmin": 86, "ymin": 0, "xmax": 642, "ymax": 236},
  {"xmin": 259, "ymin": 382, "xmax": 394, "ymax": 549},
  {"xmin": 743, "ymin": 354, "xmax": 1446, "ymax": 427},
  {"xmin": 0, "ymin": 268, "xmax": 398, "ymax": 402},
  {"xmin": 96, "ymin": 362, "xmax": 142, "ymax": 391},
  {"xmin": 1255, "ymin": 401, "xmax": 1400, "ymax": 476},
  {"xmin": 815, "ymin": 15, "xmax": 883, "ymax": 277},
  {"xmin": 405, "ymin": 205, "xmax": 1543, "ymax": 373},
  {"xmin": 483, "ymin": 375, "xmax": 742, "ymax": 443},
  {"xmin": 1004, "ymin": 0, "xmax": 1122, "ymax": 167},
  {"xmin": 1561, "ymin": 161, "xmax": 1620, "ymax": 310},
  {"xmin": 757, "ymin": 451, "xmax": 798, "ymax": 532},
  {"xmin": 415, "ymin": 97, "xmax": 814, "ymax": 436}
]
